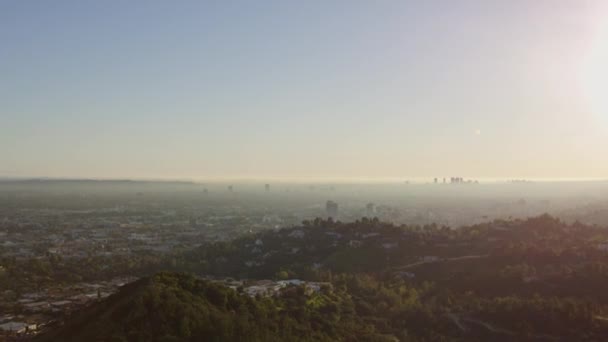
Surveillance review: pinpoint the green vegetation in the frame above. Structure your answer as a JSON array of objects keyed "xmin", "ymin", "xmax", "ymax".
[
  {"xmin": 20, "ymin": 215, "xmax": 608, "ymax": 340},
  {"xmin": 35, "ymin": 273, "xmax": 394, "ymax": 342}
]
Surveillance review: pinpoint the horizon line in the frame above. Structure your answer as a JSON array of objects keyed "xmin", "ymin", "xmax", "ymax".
[{"xmin": 1, "ymin": 175, "xmax": 607, "ymax": 184}]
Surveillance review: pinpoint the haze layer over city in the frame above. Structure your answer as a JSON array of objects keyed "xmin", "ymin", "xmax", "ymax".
[{"xmin": 2, "ymin": 1, "xmax": 608, "ymax": 341}]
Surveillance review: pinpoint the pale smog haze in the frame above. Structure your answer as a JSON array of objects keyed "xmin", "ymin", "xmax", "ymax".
[{"xmin": 2, "ymin": 0, "xmax": 608, "ymax": 181}]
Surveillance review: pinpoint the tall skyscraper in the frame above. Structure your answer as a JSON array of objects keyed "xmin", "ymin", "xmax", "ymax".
[
  {"xmin": 326, "ymin": 200, "xmax": 338, "ymax": 219},
  {"xmin": 265, "ymin": 184, "xmax": 270, "ymax": 192},
  {"xmin": 365, "ymin": 203, "xmax": 375, "ymax": 217}
]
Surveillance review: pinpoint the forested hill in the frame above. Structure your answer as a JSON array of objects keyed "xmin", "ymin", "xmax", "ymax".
[
  {"xmin": 35, "ymin": 272, "xmax": 398, "ymax": 342},
  {"xmin": 178, "ymin": 215, "xmax": 608, "ymax": 287},
  {"xmin": 30, "ymin": 216, "xmax": 608, "ymax": 341}
]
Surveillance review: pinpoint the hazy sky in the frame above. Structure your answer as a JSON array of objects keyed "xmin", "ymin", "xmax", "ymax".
[{"xmin": 2, "ymin": 1, "xmax": 608, "ymax": 180}]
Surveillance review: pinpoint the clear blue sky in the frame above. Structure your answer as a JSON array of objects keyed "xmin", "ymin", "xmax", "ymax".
[{"xmin": 2, "ymin": 1, "xmax": 608, "ymax": 180}]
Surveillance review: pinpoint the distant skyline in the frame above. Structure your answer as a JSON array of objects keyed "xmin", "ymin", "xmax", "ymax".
[{"xmin": 2, "ymin": 1, "xmax": 608, "ymax": 180}]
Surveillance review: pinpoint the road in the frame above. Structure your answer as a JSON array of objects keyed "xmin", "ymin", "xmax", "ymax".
[
  {"xmin": 447, "ymin": 313, "xmax": 560, "ymax": 341},
  {"xmin": 395, "ymin": 254, "xmax": 490, "ymax": 270}
]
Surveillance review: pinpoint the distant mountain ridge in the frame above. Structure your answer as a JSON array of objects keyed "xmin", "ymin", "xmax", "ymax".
[{"xmin": 0, "ymin": 178, "xmax": 198, "ymax": 185}]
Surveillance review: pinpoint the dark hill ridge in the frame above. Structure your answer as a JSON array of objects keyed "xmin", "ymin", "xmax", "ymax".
[
  {"xmin": 178, "ymin": 215, "xmax": 597, "ymax": 281},
  {"xmin": 35, "ymin": 272, "xmax": 392, "ymax": 342}
]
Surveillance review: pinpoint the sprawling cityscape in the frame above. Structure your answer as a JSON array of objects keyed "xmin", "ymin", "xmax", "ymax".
[{"xmin": 2, "ymin": 179, "xmax": 608, "ymax": 340}]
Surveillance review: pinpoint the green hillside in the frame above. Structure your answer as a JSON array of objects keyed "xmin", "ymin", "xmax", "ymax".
[{"xmin": 35, "ymin": 272, "xmax": 394, "ymax": 342}]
